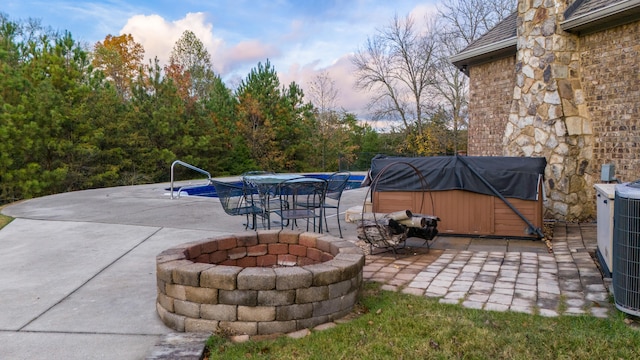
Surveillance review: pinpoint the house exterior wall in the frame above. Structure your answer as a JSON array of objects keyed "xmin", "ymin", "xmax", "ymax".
[
  {"xmin": 579, "ymin": 20, "xmax": 640, "ymax": 182},
  {"xmin": 467, "ymin": 56, "xmax": 516, "ymax": 156},
  {"xmin": 462, "ymin": 0, "xmax": 640, "ymax": 221},
  {"xmin": 466, "ymin": 16, "xmax": 640, "ymax": 220}
]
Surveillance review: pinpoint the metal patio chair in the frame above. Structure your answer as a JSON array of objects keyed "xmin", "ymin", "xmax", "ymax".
[
  {"xmin": 210, "ymin": 179, "xmax": 263, "ymax": 230},
  {"xmin": 322, "ymin": 171, "xmax": 351, "ymax": 237},
  {"xmin": 274, "ymin": 178, "xmax": 328, "ymax": 233},
  {"xmin": 241, "ymin": 171, "xmax": 299, "ymax": 229},
  {"xmin": 297, "ymin": 171, "xmax": 351, "ymax": 237}
]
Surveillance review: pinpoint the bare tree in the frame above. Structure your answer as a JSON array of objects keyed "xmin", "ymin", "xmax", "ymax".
[
  {"xmin": 307, "ymin": 71, "xmax": 344, "ymax": 171},
  {"xmin": 352, "ymin": 1, "xmax": 515, "ymax": 154},
  {"xmin": 308, "ymin": 71, "xmax": 338, "ymax": 115},
  {"xmin": 430, "ymin": 29, "xmax": 470, "ymax": 154},
  {"xmin": 433, "ymin": 0, "xmax": 516, "ymax": 152},
  {"xmin": 352, "ymin": 14, "xmax": 438, "ymax": 136},
  {"xmin": 438, "ymin": 0, "xmax": 516, "ymax": 46}
]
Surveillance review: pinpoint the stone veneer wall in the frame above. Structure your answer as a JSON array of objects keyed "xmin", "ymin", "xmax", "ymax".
[
  {"xmin": 579, "ymin": 20, "xmax": 640, "ymax": 181},
  {"xmin": 502, "ymin": 0, "xmax": 595, "ymax": 221},
  {"xmin": 467, "ymin": 56, "xmax": 516, "ymax": 156},
  {"xmin": 467, "ymin": 5, "xmax": 640, "ymax": 220}
]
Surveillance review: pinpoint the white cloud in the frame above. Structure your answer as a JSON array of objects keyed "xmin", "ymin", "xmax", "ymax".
[
  {"xmin": 120, "ymin": 12, "xmax": 223, "ymax": 71},
  {"xmin": 120, "ymin": 12, "xmax": 282, "ymax": 78},
  {"xmin": 117, "ymin": 10, "xmax": 385, "ymax": 121},
  {"xmin": 217, "ymin": 40, "xmax": 280, "ymax": 74},
  {"xmin": 277, "ymin": 54, "xmax": 371, "ymax": 120},
  {"xmin": 116, "ymin": 1, "xmax": 439, "ymax": 121},
  {"xmin": 324, "ymin": 55, "xmax": 371, "ymax": 116}
]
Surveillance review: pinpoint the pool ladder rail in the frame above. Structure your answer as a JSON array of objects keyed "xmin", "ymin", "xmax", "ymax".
[{"xmin": 170, "ymin": 160, "xmax": 212, "ymax": 199}]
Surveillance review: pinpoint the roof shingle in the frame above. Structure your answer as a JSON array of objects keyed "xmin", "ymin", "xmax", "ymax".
[
  {"xmin": 451, "ymin": 0, "xmax": 640, "ymax": 70},
  {"xmin": 458, "ymin": 11, "xmax": 517, "ymax": 55}
]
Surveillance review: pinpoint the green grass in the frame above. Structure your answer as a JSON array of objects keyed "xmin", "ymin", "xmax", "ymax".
[
  {"xmin": 0, "ymin": 206, "xmax": 13, "ymax": 231},
  {"xmin": 206, "ymin": 282, "xmax": 640, "ymax": 359}
]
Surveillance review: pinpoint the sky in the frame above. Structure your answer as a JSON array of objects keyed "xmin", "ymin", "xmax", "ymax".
[{"xmin": 4, "ymin": 0, "xmax": 438, "ymax": 120}]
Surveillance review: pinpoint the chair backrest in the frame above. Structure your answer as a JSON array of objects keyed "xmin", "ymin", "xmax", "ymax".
[
  {"xmin": 276, "ymin": 178, "xmax": 327, "ymax": 209},
  {"xmin": 209, "ymin": 180, "xmax": 247, "ymax": 216},
  {"xmin": 325, "ymin": 171, "xmax": 351, "ymax": 201},
  {"xmin": 240, "ymin": 171, "xmax": 275, "ymax": 202}
]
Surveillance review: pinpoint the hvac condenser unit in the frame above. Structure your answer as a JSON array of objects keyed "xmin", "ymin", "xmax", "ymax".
[
  {"xmin": 595, "ymin": 184, "xmax": 616, "ymax": 277},
  {"xmin": 613, "ymin": 180, "xmax": 640, "ymax": 316}
]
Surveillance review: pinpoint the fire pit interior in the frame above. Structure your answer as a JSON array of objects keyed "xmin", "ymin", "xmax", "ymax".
[{"xmin": 156, "ymin": 229, "xmax": 364, "ymax": 336}]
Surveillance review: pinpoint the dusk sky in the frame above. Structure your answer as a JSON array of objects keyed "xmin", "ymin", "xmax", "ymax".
[{"xmin": 4, "ymin": 0, "xmax": 439, "ymax": 120}]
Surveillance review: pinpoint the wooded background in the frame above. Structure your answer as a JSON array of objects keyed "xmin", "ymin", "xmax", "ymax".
[{"xmin": 0, "ymin": 1, "xmax": 512, "ymax": 204}]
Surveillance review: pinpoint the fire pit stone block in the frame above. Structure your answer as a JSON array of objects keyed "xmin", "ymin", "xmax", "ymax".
[{"xmin": 156, "ymin": 230, "xmax": 364, "ymax": 335}]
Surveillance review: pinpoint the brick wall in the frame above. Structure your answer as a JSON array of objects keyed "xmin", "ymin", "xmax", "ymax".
[
  {"xmin": 464, "ymin": 12, "xmax": 639, "ymax": 220},
  {"xmin": 579, "ymin": 20, "xmax": 640, "ymax": 182},
  {"xmin": 466, "ymin": 20, "xmax": 639, "ymax": 193},
  {"xmin": 467, "ymin": 56, "xmax": 516, "ymax": 156}
]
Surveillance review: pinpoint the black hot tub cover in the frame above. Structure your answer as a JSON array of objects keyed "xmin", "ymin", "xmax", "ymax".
[{"xmin": 369, "ymin": 155, "xmax": 547, "ymax": 201}]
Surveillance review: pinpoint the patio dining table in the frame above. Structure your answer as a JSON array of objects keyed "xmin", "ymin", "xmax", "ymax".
[
  {"xmin": 242, "ymin": 174, "xmax": 325, "ymax": 230},
  {"xmin": 242, "ymin": 173, "xmax": 304, "ymax": 187}
]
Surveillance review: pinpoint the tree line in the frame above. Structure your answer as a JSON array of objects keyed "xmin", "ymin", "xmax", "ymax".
[
  {"xmin": 0, "ymin": 1, "xmax": 511, "ymax": 204},
  {"xmin": 0, "ymin": 15, "xmax": 383, "ymax": 204}
]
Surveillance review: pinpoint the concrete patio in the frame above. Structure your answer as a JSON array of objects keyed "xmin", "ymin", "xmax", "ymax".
[{"xmin": 0, "ymin": 181, "xmax": 610, "ymax": 359}]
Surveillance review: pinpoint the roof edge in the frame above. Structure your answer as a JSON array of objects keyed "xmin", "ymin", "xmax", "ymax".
[
  {"xmin": 561, "ymin": 0, "xmax": 640, "ymax": 31},
  {"xmin": 450, "ymin": 37, "xmax": 517, "ymax": 69}
]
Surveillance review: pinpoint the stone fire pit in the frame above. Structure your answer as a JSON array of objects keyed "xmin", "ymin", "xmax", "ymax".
[{"xmin": 156, "ymin": 229, "xmax": 364, "ymax": 336}]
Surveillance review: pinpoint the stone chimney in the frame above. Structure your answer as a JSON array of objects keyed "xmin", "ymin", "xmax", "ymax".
[{"xmin": 503, "ymin": 0, "xmax": 595, "ymax": 220}]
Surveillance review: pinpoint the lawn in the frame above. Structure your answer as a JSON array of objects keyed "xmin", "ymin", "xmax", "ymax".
[
  {"xmin": 0, "ymin": 207, "xmax": 12, "ymax": 231},
  {"xmin": 206, "ymin": 282, "xmax": 640, "ymax": 359}
]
